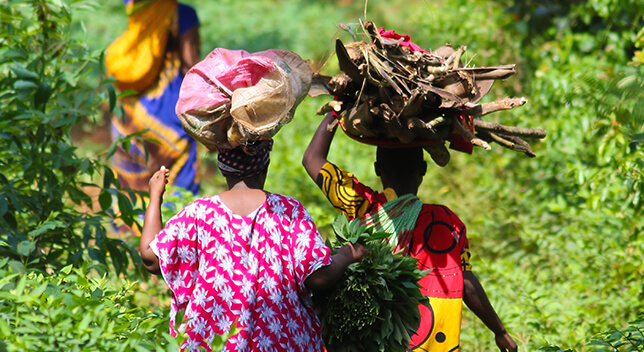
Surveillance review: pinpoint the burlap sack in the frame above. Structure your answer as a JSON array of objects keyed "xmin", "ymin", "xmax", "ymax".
[{"xmin": 175, "ymin": 48, "xmax": 313, "ymax": 150}]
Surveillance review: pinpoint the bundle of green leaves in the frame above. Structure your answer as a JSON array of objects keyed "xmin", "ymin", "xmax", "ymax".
[{"xmin": 313, "ymin": 215, "xmax": 428, "ymax": 352}]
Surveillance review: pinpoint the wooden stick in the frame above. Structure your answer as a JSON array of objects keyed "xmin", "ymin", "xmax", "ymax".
[
  {"xmin": 416, "ymin": 82, "xmax": 464, "ymax": 107},
  {"xmin": 445, "ymin": 46, "xmax": 465, "ymax": 69},
  {"xmin": 328, "ymin": 74, "xmax": 351, "ymax": 96},
  {"xmin": 473, "ymin": 119, "xmax": 546, "ymax": 139},
  {"xmin": 326, "ymin": 116, "xmax": 339, "ymax": 132},
  {"xmin": 501, "ymin": 134, "xmax": 536, "ymax": 157},
  {"xmin": 478, "ymin": 130, "xmax": 536, "ymax": 157},
  {"xmin": 468, "ymin": 69, "xmax": 516, "ymax": 80},
  {"xmin": 459, "ymin": 97, "xmax": 528, "ymax": 117},
  {"xmin": 317, "ymin": 100, "xmax": 343, "ymax": 115},
  {"xmin": 364, "ymin": 21, "xmax": 387, "ymax": 49},
  {"xmin": 405, "ymin": 117, "xmax": 450, "ymax": 140},
  {"xmin": 424, "ymin": 143, "xmax": 450, "ymax": 167}
]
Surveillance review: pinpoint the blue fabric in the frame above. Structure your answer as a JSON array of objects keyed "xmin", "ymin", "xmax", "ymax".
[
  {"xmin": 139, "ymin": 72, "xmax": 185, "ymax": 133},
  {"xmin": 178, "ymin": 3, "xmax": 199, "ymax": 36}
]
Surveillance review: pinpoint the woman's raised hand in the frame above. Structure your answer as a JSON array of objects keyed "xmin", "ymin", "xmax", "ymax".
[{"xmin": 149, "ymin": 166, "xmax": 170, "ymax": 199}]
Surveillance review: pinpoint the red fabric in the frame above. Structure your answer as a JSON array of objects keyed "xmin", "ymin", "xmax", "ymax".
[
  {"xmin": 378, "ymin": 27, "xmax": 429, "ymax": 54},
  {"xmin": 349, "ymin": 178, "xmax": 469, "ymax": 299},
  {"xmin": 447, "ymin": 115, "xmax": 475, "ymax": 154},
  {"xmin": 352, "ymin": 179, "xmax": 389, "ymax": 213},
  {"xmin": 401, "ymin": 204, "xmax": 468, "ymax": 299}
]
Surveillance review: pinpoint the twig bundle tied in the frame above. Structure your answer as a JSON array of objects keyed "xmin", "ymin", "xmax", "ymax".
[
  {"xmin": 313, "ymin": 215, "xmax": 428, "ymax": 352},
  {"xmin": 313, "ymin": 20, "xmax": 546, "ymax": 166}
]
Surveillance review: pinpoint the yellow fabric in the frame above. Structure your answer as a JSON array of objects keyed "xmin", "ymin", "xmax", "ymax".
[
  {"xmin": 318, "ymin": 162, "xmax": 371, "ymax": 219},
  {"xmin": 124, "ymin": 0, "xmax": 156, "ymax": 16},
  {"xmin": 106, "ymin": 0, "xmax": 178, "ymax": 92},
  {"xmin": 111, "ymin": 80, "xmax": 190, "ymax": 190},
  {"xmin": 382, "ymin": 187, "xmax": 398, "ymax": 202},
  {"xmin": 412, "ymin": 297, "xmax": 462, "ymax": 352},
  {"xmin": 461, "ymin": 247, "xmax": 472, "ymax": 272},
  {"xmin": 317, "ymin": 162, "xmax": 409, "ymax": 218}
]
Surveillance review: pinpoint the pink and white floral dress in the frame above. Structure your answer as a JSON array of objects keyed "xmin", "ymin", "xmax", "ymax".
[{"xmin": 150, "ymin": 192, "xmax": 331, "ymax": 352}]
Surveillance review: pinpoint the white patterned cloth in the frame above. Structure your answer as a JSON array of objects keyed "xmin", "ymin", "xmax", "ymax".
[{"xmin": 150, "ymin": 193, "xmax": 331, "ymax": 351}]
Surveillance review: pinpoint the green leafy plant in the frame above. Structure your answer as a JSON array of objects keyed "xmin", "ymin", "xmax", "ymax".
[
  {"xmin": 314, "ymin": 214, "xmax": 428, "ymax": 352},
  {"xmin": 0, "ymin": 0, "xmax": 142, "ymax": 274},
  {"xmin": 0, "ymin": 257, "xmax": 238, "ymax": 352},
  {"xmin": 0, "ymin": 258, "xmax": 176, "ymax": 351},
  {"xmin": 588, "ymin": 317, "xmax": 644, "ymax": 352}
]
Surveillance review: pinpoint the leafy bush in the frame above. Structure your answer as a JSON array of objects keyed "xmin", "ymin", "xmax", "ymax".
[
  {"xmin": 0, "ymin": 258, "xmax": 176, "ymax": 352},
  {"xmin": 14, "ymin": 0, "xmax": 643, "ymax": 351},
  {"xmin": 0, "ymin": 0, "xmax": 141, "ymax": 274},
  {"xmin": 0, "ymin": 257, "xmax": 239, "ymax": 352},
  {"xmin": 588, "ymin": 316, "xmax": 644, "ymax": 351},
  {"xmin": 540, "ymin": 316, "xmax": 644, "ymax": 351}
]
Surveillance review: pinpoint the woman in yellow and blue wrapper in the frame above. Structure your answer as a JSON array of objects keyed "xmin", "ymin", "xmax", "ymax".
[{"xmin": 106, "ymin": 0, "xmax": 201, "ymax": 195}]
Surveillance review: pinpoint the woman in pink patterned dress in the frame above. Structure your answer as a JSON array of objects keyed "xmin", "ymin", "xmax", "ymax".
[{"xmin": 139, "ymin": 140, "xmax": 368, "ymax": 352}]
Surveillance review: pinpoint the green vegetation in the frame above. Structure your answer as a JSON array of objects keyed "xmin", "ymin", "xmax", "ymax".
[
  {"xmin": 0, "ymin": 0, "xmax": 141, "ymax": 274},
  {"xmin": 0, "ymin": 259, "xmax": 176, "ymax": 351},
  {"xmin": 1, "ymin": 0, "xmax": 642, "ymax": 351},
  {"xmin": 314, "ymin": 215, "xmax": 428, "ymax": 352}
]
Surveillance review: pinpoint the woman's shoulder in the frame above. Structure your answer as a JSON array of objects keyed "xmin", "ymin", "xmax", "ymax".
[
  {"xmin": 420, "ymin": 203, "xmax": 464, "ymax": 224},
  {"xmin": 265, "ymin": 193, "xmax": 311, "ymax": 220},
  {"xmin": 175, "ymin": 195, "xmax": 218, "ymax": 214}
]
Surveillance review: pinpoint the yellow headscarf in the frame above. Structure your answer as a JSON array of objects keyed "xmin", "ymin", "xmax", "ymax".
[{"xmin": 105, "ymin": 0, "xmax": 178, "ymax": 93}]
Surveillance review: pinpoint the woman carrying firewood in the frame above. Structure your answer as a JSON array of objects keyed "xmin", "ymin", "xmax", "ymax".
[{"xmin": 303, "ymin": 112, "xmax": 518, "ymax": 352}]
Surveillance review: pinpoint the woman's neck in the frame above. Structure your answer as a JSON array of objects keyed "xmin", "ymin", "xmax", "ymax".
[
  {"xmin": 226, "ymin": 176, "xmax": 265, "ymax": 190},
  {"xmin": 220, "ymin": 181, "xmax": 267, "ymax": 216}
]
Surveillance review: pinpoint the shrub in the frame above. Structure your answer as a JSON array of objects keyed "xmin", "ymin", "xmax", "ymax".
[
  {"xmin": 0, "ymin": 0, "xmax": 140, "ymax": 274},
  {"xmin": 0, "ymin": 258, "xmax": 177, "ymax": 352}
]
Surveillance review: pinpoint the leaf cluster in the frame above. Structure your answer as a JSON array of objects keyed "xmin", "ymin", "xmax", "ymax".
[
  {"xmin": 540, "ymin": 316, "xmax": 644, "ymax": 352},
  {"xmin": 0, "ymin": 258, "xmax": 177, "ymax": 352},
  {"xmin": 0, "ymin": 0, "xmax": 144, "ymax": 275},
  {"xmin": 0, "ymin": 256, "xmax": 239, "ymax": 352},
  {"xmin": 313, "ymin": 215, "xmax": 428, "ymax": 352},
  {"xmin": 587, "ymin": 316, "xmax": 644, "ymax": 351}
]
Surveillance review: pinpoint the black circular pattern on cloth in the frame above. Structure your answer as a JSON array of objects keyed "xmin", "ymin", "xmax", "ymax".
[
  {"xmin": 408, "ymin": 298, "xmax": 435, "ymax": 349},
  {"xmin": 421, "ymin": 206, "xmax": 462, "ymax": 254},
  {"xmin": 217, "ymin": 140, "xmax": 273, "ymax": 178},
  {"xmin": 435, "ymin": 332, "xmax": 446, "ymax": 343}
]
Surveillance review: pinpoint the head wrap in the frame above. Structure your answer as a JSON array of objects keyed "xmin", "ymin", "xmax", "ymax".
[{"xmin": 217, "ymin": 140, "xmax": 273, "ymax": 179}]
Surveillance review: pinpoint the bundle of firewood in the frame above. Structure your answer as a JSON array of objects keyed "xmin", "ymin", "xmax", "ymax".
[{"xmin": 313, "ymin": 20, "xmax": 546, "ymax": 166}]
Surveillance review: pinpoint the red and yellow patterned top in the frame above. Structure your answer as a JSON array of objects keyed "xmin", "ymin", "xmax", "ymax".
[{"xmin": 316, "ymin": 161, "xmax": 471, "ymax": 351}]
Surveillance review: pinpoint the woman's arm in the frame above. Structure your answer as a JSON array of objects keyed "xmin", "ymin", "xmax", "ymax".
[
  {"xmin": 302, "ymin": 112, "xmax": 337, "ymax": 181},
  {"xmin": 139, "ymin": 166, "xmax": 170, "ymax": 275},
  {"xmin": 463, "ymin": 271, "xmax": 518, "ymax": 352},
  {"xmin": 304, "ymin": 242, "xmax": 368, "ymax": 291}
]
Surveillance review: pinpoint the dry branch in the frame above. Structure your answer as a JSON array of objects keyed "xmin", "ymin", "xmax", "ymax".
[
  {"xmin": 473, "ymin": 118, "xmax": 547, "ymax": 139},
  {"xmin": 316, "ymin": 20, "xmax": 546, "ymax": 165}
]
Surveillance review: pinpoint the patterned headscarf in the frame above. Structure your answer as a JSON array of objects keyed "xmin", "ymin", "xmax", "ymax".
[{"xmin": 217, "ymin": 140, "xmax": 273, "ymax": 179}]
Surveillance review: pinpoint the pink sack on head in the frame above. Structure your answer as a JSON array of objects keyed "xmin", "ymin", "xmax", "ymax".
[{"xmin": 176, "ymin": 48, "xmax": 313, "ymax": 151}]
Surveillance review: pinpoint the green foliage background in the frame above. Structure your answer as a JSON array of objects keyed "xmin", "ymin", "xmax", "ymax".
[{"xmin": 1, "ymin": 0, "xmax": 643, "ymax": 350}]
